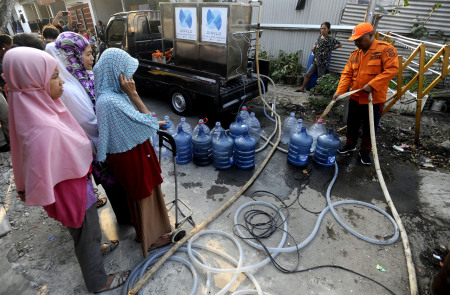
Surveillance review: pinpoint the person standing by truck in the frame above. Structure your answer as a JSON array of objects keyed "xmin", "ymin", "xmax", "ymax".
[
  {"xmin": 94, "ymin": 48, "xmax": 172, "ymax": 257},
  {"xmin": 296, "ymin": 22, "xmax": 341, "ymax": 94}
]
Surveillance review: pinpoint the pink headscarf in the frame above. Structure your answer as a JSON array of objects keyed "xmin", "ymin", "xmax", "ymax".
[{"xmin": 2, "ymin": 47, "xmax": 93, "ymax": 207}]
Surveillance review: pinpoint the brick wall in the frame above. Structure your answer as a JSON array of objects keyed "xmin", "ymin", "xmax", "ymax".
[{"xmin": 68, "ymin": 3, "xmax": 94, "ymax": 32}]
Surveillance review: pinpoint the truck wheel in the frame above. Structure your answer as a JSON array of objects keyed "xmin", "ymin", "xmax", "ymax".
[{"xmin": 170, "ymin": 89, "xmax": 193, "ymax": 116}]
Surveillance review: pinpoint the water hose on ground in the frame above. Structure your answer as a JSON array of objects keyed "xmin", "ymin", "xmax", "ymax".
[
  {"xmin": 320, "ymin": 93, "xmax": 418, "ymax": 294},
  {"xmin": 368, "ymin": 94, "xmax": 418, "ymax": 295},
  {"xmin": 125, "ymin": 160, "xmax": 400, "ymax": 294}
]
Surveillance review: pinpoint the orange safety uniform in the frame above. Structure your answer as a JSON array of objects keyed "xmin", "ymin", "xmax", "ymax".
[{"xmin": 336, "ymin": 39, "xmax": 399, "ymax": 104}]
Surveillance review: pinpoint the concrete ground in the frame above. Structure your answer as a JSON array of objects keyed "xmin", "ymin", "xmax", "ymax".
[{"xmin": 0, "ymin": 87, "xmax": 448, "ymax": 295}]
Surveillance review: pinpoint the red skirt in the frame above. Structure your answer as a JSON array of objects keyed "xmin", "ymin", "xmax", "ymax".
[
  {"xmin": 107, "ymin": 141, "xmax": 163, "ymax": 200},
  {"xmin": 107, "ymin": 141, "xmax": 171, "ymax": 257}
]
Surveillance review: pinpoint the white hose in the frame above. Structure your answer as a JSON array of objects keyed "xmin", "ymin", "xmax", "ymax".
[
  {"xmin": 255, "ymin": 75, "xmax": 289, "ymax": 154},
  {"xmin": 124, "ymin": 239, "xmax": 266, "ymax": 295}
]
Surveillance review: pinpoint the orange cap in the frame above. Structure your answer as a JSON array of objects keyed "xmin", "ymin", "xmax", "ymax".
[{"xmin": 348, "ymin": 23, "xmax": 374, "ymax": 40}]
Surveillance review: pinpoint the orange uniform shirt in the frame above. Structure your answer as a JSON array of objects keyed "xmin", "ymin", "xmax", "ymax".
[{"xmin": 336, "ymin": 39, "xmax": 399, "ymax": 104}]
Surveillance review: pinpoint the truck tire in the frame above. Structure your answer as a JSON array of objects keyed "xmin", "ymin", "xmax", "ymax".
[{"xmin": 170, "ymin": 88, "xmax": 193, "ymax": 116}]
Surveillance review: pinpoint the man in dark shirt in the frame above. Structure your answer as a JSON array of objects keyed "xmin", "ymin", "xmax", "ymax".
[{"xmin": 52, "ymin": 10, "xmax": 72, "ymax": 33}]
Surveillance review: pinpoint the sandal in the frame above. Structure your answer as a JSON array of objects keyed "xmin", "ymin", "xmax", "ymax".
[
  {"xmin": 294, "ymin": 89, "xmax": 305, "ymax": 92},
  {"xmin": 96, "ymin": 196, "xmax": 107, "ymax": 208},
  {"xmin": 94, "ymin": 188, "xmax": 107, "ymax": 209},
  {"xmin": 94, "ymin": 270, "xmax": 130, "ymax": 293},
  {"xmin": 148, "ymin": 233, "xmax": 172, "ymax": 251},
  {"xmin": 101, "ymin": 240, "xmax": 119, "ymax": 256}
]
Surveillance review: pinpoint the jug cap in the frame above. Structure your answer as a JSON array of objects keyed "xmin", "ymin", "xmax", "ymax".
[{"xmin": 315, "ymin": 115, "xmax": 325, "ymax": 124}]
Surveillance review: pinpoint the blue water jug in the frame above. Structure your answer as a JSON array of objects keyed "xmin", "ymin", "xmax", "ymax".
[
  {"xmin": 289, "ymin": 119, "xmax": 306, "ymax": 138},
  {"xmin": 192, "ymin": 119, "xmax": 211, "ymax": 137},
  {"xmin": 236, "ymin": 105, "xmax": 250, "ymax": 122},
  {"xmin": 288, "ymin": 127, "xmax": 313, "ymax": 167},
  {"xmin": 234, "ymin": 127, "xmax": 257, "ymax": 170},
  {"xmin": 163, "ymin": 115, "xmax": 176, "ymax": 135},
  {"xmin": 212, "ymin": 130, "xmax": 234, "ymax": 170},
  {"xmin": 211, "ymin": 121, "xmax": 225, "ymax": 140},
  {"xmin": 191, "ymin": 123, "xmax": 213, "ymax": 166},
  {"xmin": 247, "ymin": 112, "xmax": 261, "ymax": 144},
  {"xmin": 313, "ymin": 128, "xmax": 341, "ymax": 167},
  {"xmin": 174, "ymin": 125, "xmax": 192, "ymax": 164},
  {"xmin": 179, "ymin": 117, "xmax": 193, "ymax": 135},
  {"xmin": 281, "ymin": 112, "xmax": 297, "ymax": 144},
  {"xmin": 229, "ymin": 115, "xmax": 249, "ymax": 141}
]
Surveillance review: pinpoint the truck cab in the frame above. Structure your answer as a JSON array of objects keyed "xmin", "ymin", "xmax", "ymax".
[{"xmin": 102, "ymin": 11, "xmax": 170, "ymax": 57}]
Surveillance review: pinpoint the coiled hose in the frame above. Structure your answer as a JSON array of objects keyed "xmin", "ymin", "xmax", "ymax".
[{"xmin": 125, "ymin": 162, "xmax": 399, "ymax": 294}]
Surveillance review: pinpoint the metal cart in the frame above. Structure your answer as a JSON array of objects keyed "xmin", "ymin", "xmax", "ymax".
[{"xmin": 157, "ymin": 130, "xmax": 195, "ymax": 243}]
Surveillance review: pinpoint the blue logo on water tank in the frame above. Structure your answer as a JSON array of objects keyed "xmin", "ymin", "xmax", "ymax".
[
  {"xmin": 179, "ymin": 9, "xmax": 193, "ymax": 28},
  {"xmin": 206, "ymin": 9, "xmax": 222, "ymax": 30}
]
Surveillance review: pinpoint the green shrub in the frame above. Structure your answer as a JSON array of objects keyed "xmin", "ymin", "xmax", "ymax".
[
  {"xmin": 270, "ymin": 50, "xmax": 302, "ymax": 84},
  {"xmin": 312, "ymin": 73, "xmax": 341, "ymax": 98}
]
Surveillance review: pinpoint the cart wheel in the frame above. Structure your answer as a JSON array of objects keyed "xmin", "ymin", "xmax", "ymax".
[
  {"xmin": 172, "ymin": 229, "xmax": 186, "ymax": 243},
  {"xmin": 169, "ymin": 88, "xmax": 193, "ymax": 116}
]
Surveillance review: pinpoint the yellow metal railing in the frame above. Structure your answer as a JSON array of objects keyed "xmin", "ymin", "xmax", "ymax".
[{"xmin": 378, "ymin": 32, "xmax": 450, "ymax": 144}]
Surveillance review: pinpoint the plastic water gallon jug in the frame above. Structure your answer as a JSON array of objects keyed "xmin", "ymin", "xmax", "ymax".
[
  {"xmin": 289, "ymin": 119, "xmax": 306, "ymax": 137},
  {"xmin": 163, "ymin": 115, "xmax": 176, "ymax": 136},
  {"xmin": 313, "ymin": 128, "xmax": 340, "ymax": 167},
  {"xmin": 281, "ymin": 112, "xmax": 297, "ymax": 144},
  {"xmin": 247, "ymin": 112, "xmax": 261, "ymax": 144},
  {"xmin": 212, "ymin": 130, "xmax": 234, "ymax": 170},
  {"xmin": 173, "ymin": 125, "xmax": 192, "ymax": 164},
  {"xmin": 307, "ymin": 117, "xmax": 326, "ymax": 152},
  {"xmin": 192, "ymin": 119, "xmax": 211, "ymax": 137},
  {"xmin": 287, "ymin": 127, "xmax": 313, "ymax": 167},
  {"xmin": 211, "ymin": 122, "xmax": 226, "ymax": 140},
  {"xmin": 229, "ymin": 115, "xmax": 249, "ymax": 141},
  {"xmin": 179, "ymin": 117, "xmax": 193, "ymax": 135},
  {"xmin": 191, "ymin": 121, "xmax": 213, "ymax": 166},
  {"xmin": 161, "ymin": 115, "xmax": 176, "ymax": 159},
  {"xmin": 236, "ymin": 105, "xmax": 250, "ymax": 122},
  {"xmin": 234, "ymin": 127, "xmax": 257, "ymax": 170}
]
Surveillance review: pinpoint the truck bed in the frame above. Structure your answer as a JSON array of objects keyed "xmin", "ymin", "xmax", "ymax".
[{"xmin": 134, "ymin": 57, "xmax": 265, "ymax": 112}]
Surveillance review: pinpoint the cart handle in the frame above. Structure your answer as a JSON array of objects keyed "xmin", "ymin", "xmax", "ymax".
[{"xmin": 157, "ymin": 130, "xmax": 177, "ymax": 155}]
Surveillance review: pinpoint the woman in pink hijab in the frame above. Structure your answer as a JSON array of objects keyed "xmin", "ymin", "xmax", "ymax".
[{"xmin": 2, "ymin": 47, "xmax": 129, "ymax": 293}]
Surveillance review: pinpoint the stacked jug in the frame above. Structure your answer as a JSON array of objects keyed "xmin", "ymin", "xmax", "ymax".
[
  {"xmin": 191, "ymin": 119, "xmax": 213, "ymax": 166},
  {"xmin": 234, "ymin": 127, "xmax": 257, "ymax": 169},
  {"xmin": 313, "ymin": 128, "xmax": 340, "ymax": 167},
  {"xmin": 288, "ymin": 126, "xmax": 313, "ymax": 167},
  {"xmin": 212, "ymin": 128, "xmax": 234, "ymax": 170},
  {"xmin": 173, "ymin": 119, "xmax": 192, "ymax": 164}
]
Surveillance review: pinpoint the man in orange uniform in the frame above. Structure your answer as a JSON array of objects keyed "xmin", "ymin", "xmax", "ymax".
[{"xmin": 333, "ymin": 23, "xmax": 398, "ymax": 165}]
